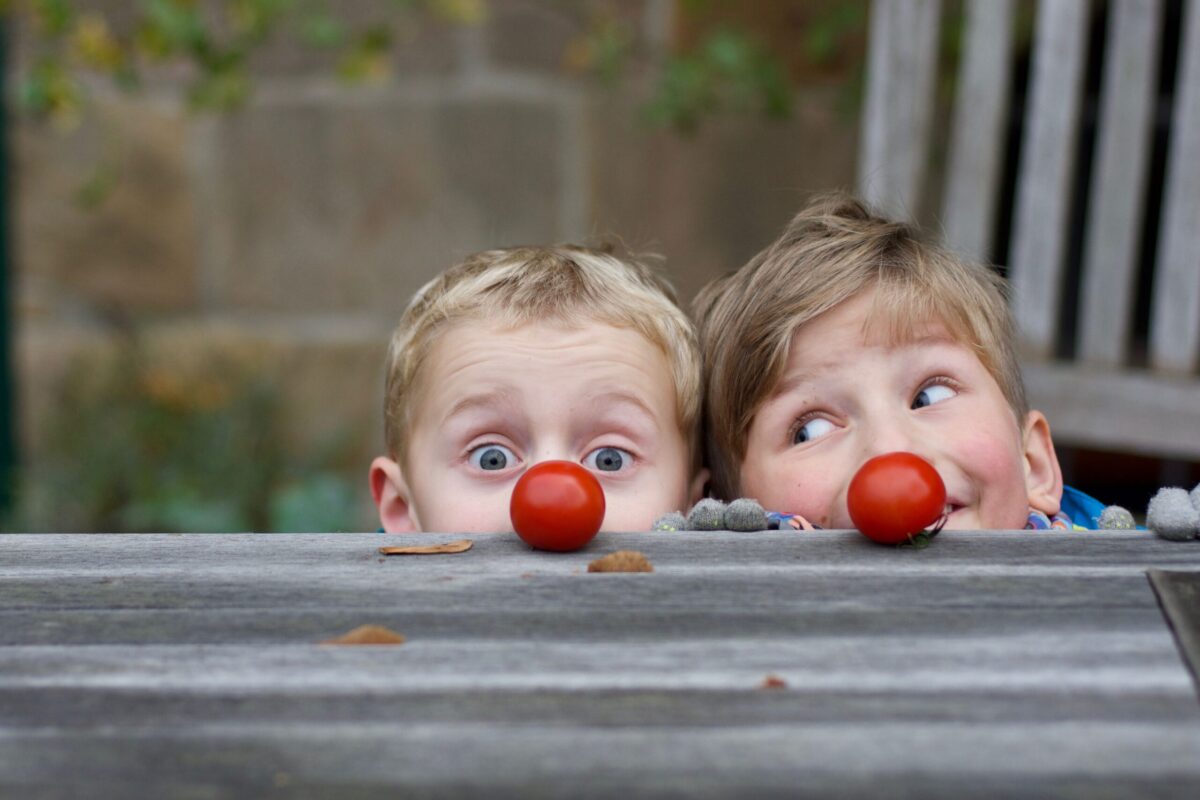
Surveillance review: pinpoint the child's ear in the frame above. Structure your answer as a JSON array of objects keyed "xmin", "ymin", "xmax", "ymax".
[
  {"xmin": 1022, "ymin": 410, "xmax": 1063, "ymax": 516},
  {"xmin": 369, "ymin": 456, "xmax": 420, "ymax": 532},
  {"xmin": 688, "ymin": 467, "xmax": 711, "ymax": 506}
]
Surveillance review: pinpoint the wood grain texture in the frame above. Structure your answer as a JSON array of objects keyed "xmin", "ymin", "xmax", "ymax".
[
  {"xmin": 1023, "ymin": 360, "xmax": 1200, "ymax": 457},
  {"xmin": 1079, "ymin": 0, "xmax": 1162, "ymax": 366},
  {"xmin": 1150, "ymin": 0, "xmax": 1200, "ymax": 373},
  {"xmin": 942, "ymin": 0, "xmax": 1013, "ymax": 262},
  {"xmin": 3, "ymin": 531, "xmax": 1200, "ymax": 797},
  {"xmin": 857, "ymin": 0, "xmax": 942, "ymax": 220},
  {"xmin": 1010, "ymin": 0, "xmax": 1089, "ymax": 358}
]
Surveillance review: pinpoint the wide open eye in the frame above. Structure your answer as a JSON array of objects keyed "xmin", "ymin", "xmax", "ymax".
[
  {"xmin": 583, "ymin": 446, "xmax": 632, "ymax": 472},
  {"xmin": 792, "ymin": 417, "xmax": 836, "ymax": 445},
  {"xmin": 912, "ymin": 382, "xmax": 957, "ymax": 410},
  {"xmin": 468, "ymin": 444, "xmax": 517, "ymax": 471}
]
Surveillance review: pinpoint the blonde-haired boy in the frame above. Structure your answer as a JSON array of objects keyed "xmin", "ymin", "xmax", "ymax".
[
  {"xmin": 370, "ymin": 245, "xmax": 708, "ymax": 533},
  {"xmin": 695, "ymin": 193, "xmax": 1107, "ymax": 531}
]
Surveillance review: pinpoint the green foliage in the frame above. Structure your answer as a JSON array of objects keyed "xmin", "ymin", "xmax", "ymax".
[
  {"xmin": 802, "ymin": 1, "xmax": 865, "ymax": 65},
  {"xmin": 11, "ymin": 0, "xmax": 484, "ymax": 124},
  {"xmin": 11, "ymin": 338, "xmax": 360, "ymax": 533},
  {"xmin": 12, "ymin": 1, "xmax": 808, "ymax": 134},
  {"xmin": 642, "ymin": 28, "xmax": 791, "ymax": 134}
]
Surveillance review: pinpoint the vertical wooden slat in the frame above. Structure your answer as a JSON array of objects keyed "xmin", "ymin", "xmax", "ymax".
[
  {"xmin": 1009, "ymin": 0, "xmax": 1090, "ymax": 358},
  {"xmin": 1078, "ymin": 0, "xmax": 1162, "ymax": 366},
  {"xmin": 942, "ymin": 0, "xmax": 1014, "ymax": 263},
  {"xmin": 858, "ymin": 0, "xmax": 942, "ymax": 221},
  {"xmin": 1150, "ymin": 0, "xmax": 1200, "ymax": 373}
]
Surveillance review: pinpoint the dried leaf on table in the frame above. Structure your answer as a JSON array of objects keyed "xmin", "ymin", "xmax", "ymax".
[{"xmin": 378, "ymin": 539, "xmax": 473, "ymax": 556}]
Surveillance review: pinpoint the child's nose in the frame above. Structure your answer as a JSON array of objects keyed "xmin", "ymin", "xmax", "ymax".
[{"xmin": 859, "ymin": 419, "xmax": 932, "ymax": 463}]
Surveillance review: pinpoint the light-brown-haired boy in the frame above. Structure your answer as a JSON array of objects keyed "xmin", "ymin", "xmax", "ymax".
[
  {"xmin": 370, "ymin": 245, "xmax": 708, "ymax": 533},
  {"xmin": 695, "ymin": 193, "xmax": 1109, "ymax": 531}
]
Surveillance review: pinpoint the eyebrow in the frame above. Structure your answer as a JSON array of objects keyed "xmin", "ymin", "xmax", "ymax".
[
  {"xmin": 581, "ymin": 390, "xmax": 661, "ymax": 425},
  {"xmin": 441, "ymin": 388, "xmax": 521, "ymax": 424}
]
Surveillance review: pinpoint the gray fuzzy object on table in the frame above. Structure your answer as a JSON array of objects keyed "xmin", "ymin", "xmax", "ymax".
[
  {"xmin": 686, "ymin": 498, "xmax": 727, "ymax": 531},
  {"xmin": 651, "ymin": 511, "xmax": 687, "ymax": 532},
  {"xmin": 723, "ymin": 498, "xmax": 768, "ymax": 532},
  {"xmin": 1146, "ymin": 487, "xmax": 1199, "ymax": 541},
  {"xmin": 1097, "ymin": 505, "xmax": 1135, "ymax": 530}
]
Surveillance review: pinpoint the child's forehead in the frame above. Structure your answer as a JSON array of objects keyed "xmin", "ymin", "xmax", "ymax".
[{"xmin": 798, "ymin": 287, "xmax": 967, "ymax": 348}]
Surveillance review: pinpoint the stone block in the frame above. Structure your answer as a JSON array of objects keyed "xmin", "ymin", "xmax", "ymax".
[
  {"xmin": 199, "ymin": 93, "xmax": 566, "ymax": 315},
  {"xmin": 484, "ymin": 0, "xmax": 588, "ymax": 74},
  {"xmin": 14, "ymin": 96, "xmax": 200, "ymax": 316},
  {"xmin": 586, "ymin": 86, "xmax": 859, "ymax": 305}
]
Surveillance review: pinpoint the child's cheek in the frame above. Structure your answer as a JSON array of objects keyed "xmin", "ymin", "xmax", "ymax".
[
  {"xmin": 953, "ymin": 428, "xmax": 1030, "ymax": 526},
  {"xmin": 742, "ymin": 458, "xmax": 843, "ymax": 526}
]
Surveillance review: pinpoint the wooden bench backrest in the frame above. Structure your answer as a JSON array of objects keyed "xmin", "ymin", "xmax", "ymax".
[{"xmin": 858, "ymin": 0, "xmax": 1200, "ymax": 460}]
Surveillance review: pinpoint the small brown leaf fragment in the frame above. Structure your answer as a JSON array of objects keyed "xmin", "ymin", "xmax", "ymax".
[
  {"xmin": 379, "ymin": 539, "xmax": 473, "ymax": 556},
  {"xmin": 321, "ymin": 624, "xmax": 406, "ymax": 645},
  {"xmin": 760, "ymin": 674, "xmax": 787, "ymax": 690},
  {"xmin": 588, "ymin": 550, "xmax": 654, "ymax": 573}
]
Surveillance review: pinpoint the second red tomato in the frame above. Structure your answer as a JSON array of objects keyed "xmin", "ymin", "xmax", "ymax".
[{"xmin": 847, "ymin": 452, "xmax": 947, "ymax": 544}]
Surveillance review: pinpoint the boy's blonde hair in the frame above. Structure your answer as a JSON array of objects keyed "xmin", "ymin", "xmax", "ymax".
[
  {"xmin": 695, "ymin": 193, "xmax": 1028, "ymax": 500},
  {"xmin": 384, "ymin": 245, "xmax": 702, "ymax": 468}
]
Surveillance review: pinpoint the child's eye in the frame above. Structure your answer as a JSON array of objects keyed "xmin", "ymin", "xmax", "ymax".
[
  {"xmin": 468, "ymin": 444, "xmax": 517, "ymax": 471},
  {"xmin": 792, "ymin": 417, "xmax": 835, "ymax": 445},
  {"xmin": 583, "ymin": 446, "xmax": 632, "ymax": 472},
  {"xmin": 912, "ymin": 381, "xmax": 958, "ymax": 409}
]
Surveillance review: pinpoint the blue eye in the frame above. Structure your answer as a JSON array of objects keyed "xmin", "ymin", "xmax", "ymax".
[
  {"xmin": 792, "ymin": 417, "xmax": 835, "ymax": 445},
  {"xmin": 468, "ymin": 444, "xmax": 517, "ymax": 471},
  {"xmin": 584, "ymin": 446, "xmax": 631, "ymax": 472},
  {"xmin": 912, "ymin": 383, "xmax": 957, "ymax": 410}
]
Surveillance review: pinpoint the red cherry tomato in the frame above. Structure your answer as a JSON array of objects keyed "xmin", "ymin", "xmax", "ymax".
[
  {"xmin": 847, "ymin": 452, "xmax": 946, "ymax": 544},
  {"xmin": 510, "ymin": 461, "xmax": 606, "ymax": 552}
]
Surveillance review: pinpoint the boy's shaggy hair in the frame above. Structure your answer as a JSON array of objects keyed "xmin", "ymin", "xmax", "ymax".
[
  {"xmin": 694, "ymin": 193, "xmax": 1027, "ymax": 501},
  {"xmin": 384, "ymin": 245, "xmax": 702, "ymax": 468}
]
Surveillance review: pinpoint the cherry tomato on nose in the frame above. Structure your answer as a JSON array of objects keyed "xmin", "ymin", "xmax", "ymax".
[
  {"xmin": 510, "ymin": 461, "xmax": 606, "ymax": 552},
  {"xmin": 847, "ymin": 452, "xmax": 947, "ymax": 545}
]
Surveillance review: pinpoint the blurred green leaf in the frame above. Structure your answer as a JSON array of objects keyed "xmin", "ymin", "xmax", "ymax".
[
  {"xmin": 31, "ymin": 0, "xmax": 74, "ymax": 36},
  {"xmin": 336, "ymin": 25, "xmax": 394, "ymax": 83},
  {"xmin": 643, "ymin": 27, "xmax": 791, "ymax": 134},
  {"xmin": 297, "ymin": 8, "xmax": 346, "ymax": 48},
  {"xmin": 19, "ymin": 58, "xmax": 83, "ymax": 126},
  {"xmin": 139, "ymin": 0, "xmax": 210, "ymax": 57}
]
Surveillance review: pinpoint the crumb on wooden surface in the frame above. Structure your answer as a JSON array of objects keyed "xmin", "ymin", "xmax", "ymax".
[
  {"xmin": 588, "ymin": 550, "xmax": 654, "ymax": 573},
  {"xmin": 321, "ymin": 624, "xmax": 406, "ymax": 645}
]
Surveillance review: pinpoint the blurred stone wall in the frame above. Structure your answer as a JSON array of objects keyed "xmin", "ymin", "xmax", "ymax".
[{"xmin": 11, "ymin": 0, "xmax": 858, "ymax": 529}]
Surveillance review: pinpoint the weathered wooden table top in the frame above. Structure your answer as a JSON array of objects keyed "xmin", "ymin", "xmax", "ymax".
[{"xmin": 3, "ymin": 530, "xmax": 1200, "ymax": 798}]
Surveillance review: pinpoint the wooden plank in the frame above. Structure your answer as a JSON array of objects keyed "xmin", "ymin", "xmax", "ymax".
[
  {"xmin": 0, "ymin": 632, "xmax": 1188, "ymax": 693},
  {"xmin": 942, "ymin": 0, "xmax": 1014, "ymax": 263},
  {"xmin": 3, "ymin": 725, "xmax": 1200, "ymax": 799},
  {"xmin": 857, "ymin": 0, "xmax": 942, "ymax": 221},
  {"xmin": 2, "ymin": 532, "xmax": 1200, "ymax": 797},
  {"xmin": 1010, "ymin": 0, "xmax": 1090, "ymax": 358},
  {"xmin": 1022, "ymin": 360, "xmax": 1200, "ymax": 457},
  {"xmin": 1150, "ymin": 0, "xmax": 1200, "ymax": 373},
  {"xmin": 1079, "ymin": 0, "xmax": 1163, "ymax": 366}
]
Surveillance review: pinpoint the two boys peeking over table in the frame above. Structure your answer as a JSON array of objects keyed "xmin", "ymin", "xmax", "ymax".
[{"xmin": 370, "ymin": 193, "xmax": 1107, "ymax": 535}]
